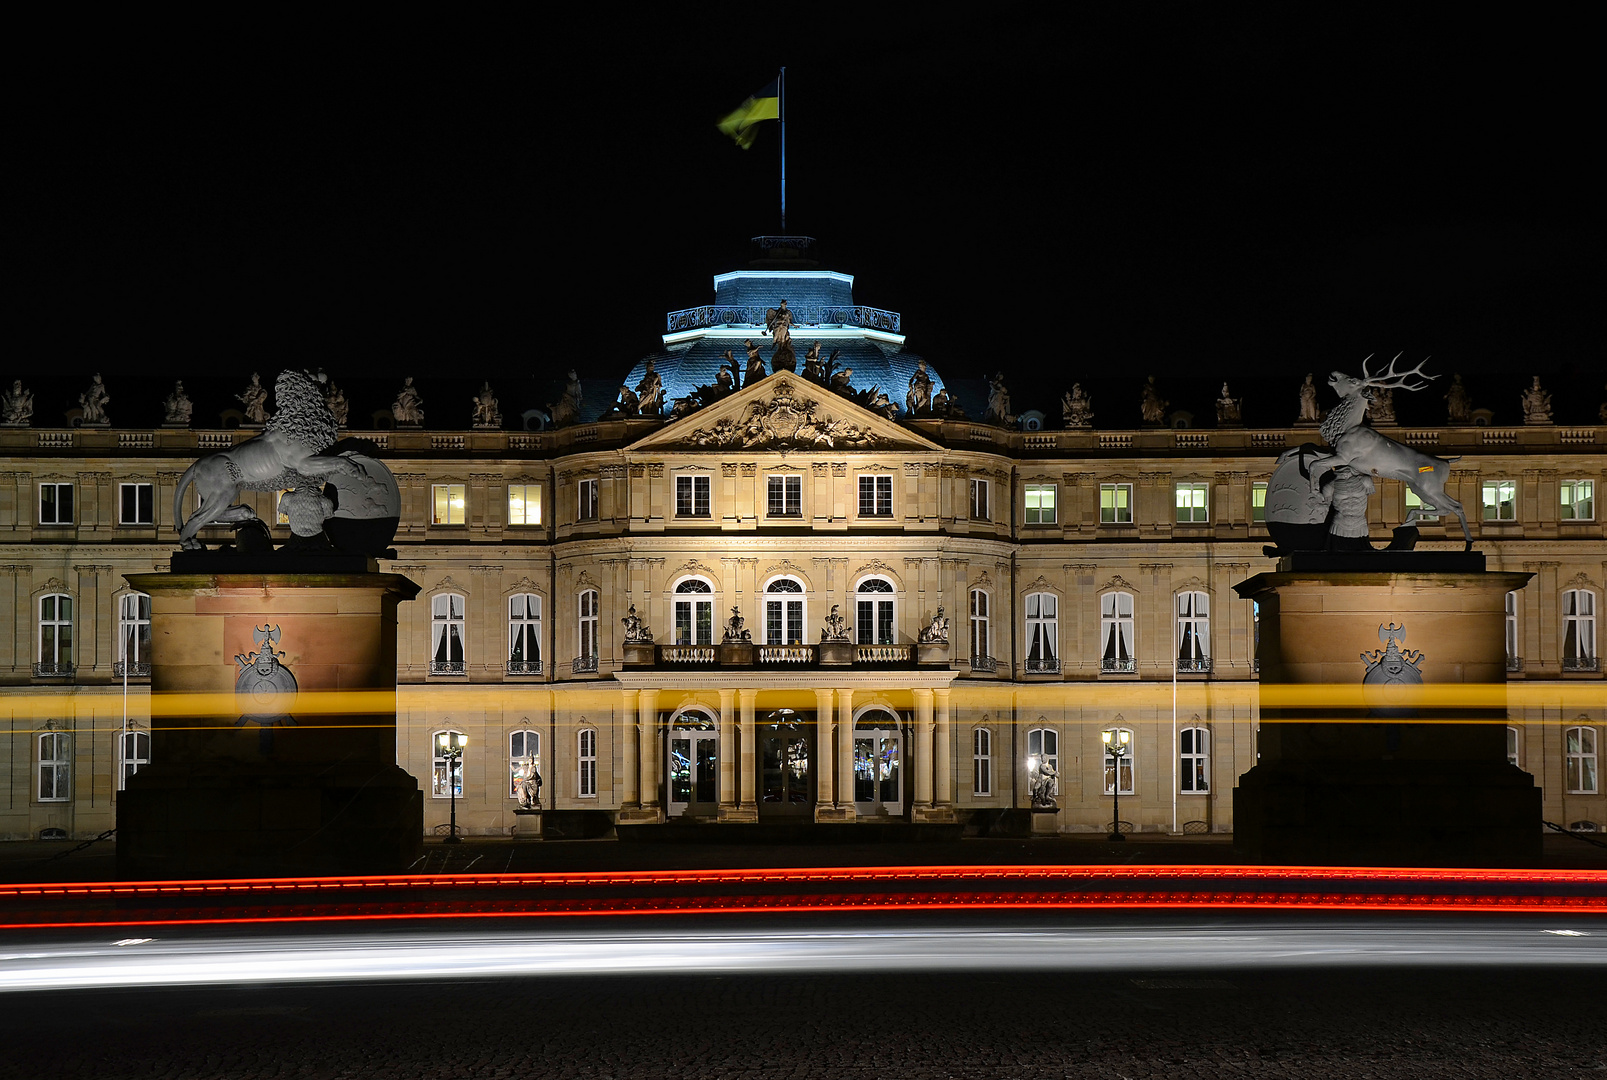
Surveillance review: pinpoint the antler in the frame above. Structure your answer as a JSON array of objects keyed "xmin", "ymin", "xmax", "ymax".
[{"xmin": 1360, "ymin": 353, "xmax": 1438, "ymax": 392}]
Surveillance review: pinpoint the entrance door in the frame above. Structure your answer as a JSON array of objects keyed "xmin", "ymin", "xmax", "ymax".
[
  {"xmin": 854, "ymin": 721, "xmax": 903, "ymax": 816},
  {"xmin": 760, "ymin": 715, "xmax": 812, "ymax": 816},
  {"xmin": 668, "ymin": 729, "xmax": 718, "ymax": 818}
]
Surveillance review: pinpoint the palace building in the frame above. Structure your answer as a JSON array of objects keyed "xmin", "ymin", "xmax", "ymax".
[{"xmin": 1, "ymin": 240, "xmax": 1603, "ymax": 842}]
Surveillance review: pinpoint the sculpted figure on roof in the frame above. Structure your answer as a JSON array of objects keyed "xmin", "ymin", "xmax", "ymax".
[
  {"xmin": 238, "ymin": 373, "xmax": 270, "ymax": 425},
  {"xmin": 548, "ymin": 370, "xmax": 583, "ymax": 427},
  {"xmin": 802, "ymin": 342, "xmax": 824, "ymax": 383},
  {"xmin": 1139, "ymin": 375, "xmax": 1168, "ymax": 426},
  {"xmin": 1297, "ymin": 373, "xmax": 1321, "ymax": 423},
  {"xmin": 1444, "ymin": 374, "xmax": 1472, "ymax": 424},
  {"xmin": 1216, "ymin": 382, "xmax": 1242, "ymax": 426},
  {"xmin": 392, "ymin": 377, "xmax": 424, "ymax": 426},
  {"xmin": 743, "ymin": 339, "xmax": 766, "ymax": 385},
  {"xmin": 78, "ymin": 374, "xmax": 110, "ymax": 426},
  {"xmin": 163, "ymin": 380, "xmax": 193, "ymax": 426},
  {"xmin": 635, "ymin": 359, "xmax": 664, "ymax": 416},
  {"xmin": 1521, "ymin": 376, "xmax": 1552, "ymax": 424},
  {"xmin": 1062, "ymin": 384, "xmax": 1092, "ymax": 428},
  {"xmin": 2, "ymin": 380, "xmax": 33, "ymax": 425},
  {"xmin": 472, "ymin": 382, "xmax": 502, "ymax": 429},
  {"xmin": 764, "ymin": 299, "xmax": 796, "ymax": 372},
  {"xmin": 985, "ymin": 372, "xmax": 1014, "ymax": 425},
  {"xmin": 906, "ymin": 358, "xmax": 933, "ymax": 416}
]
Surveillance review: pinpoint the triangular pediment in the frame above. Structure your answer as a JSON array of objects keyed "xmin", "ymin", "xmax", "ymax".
[{"xmin": 627, "ymin": 372, "xmax": 940, "ymax": 453}]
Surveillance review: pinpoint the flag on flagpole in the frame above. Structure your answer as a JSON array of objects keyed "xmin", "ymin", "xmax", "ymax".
[{"xmin": 716, "ymin": 79, "xmax": 780, "ymax": 149}]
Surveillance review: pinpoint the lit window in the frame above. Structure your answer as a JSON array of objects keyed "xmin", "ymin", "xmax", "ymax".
[
  {"xmin": 578, "ymin": 590, "xmax": 599, "ymax": 661},
  {"xmin": 119, "ymin": 482, "xmax": 154, "ymax": 525},
  {"xmin": 508, "ymin": 483, "xmax": 542, "ymax": 525},
  {"xmin": 507, "ymin": 594, "xmax": 542, "ymax": 674},
  {"xmin": 430, "ymin": 593, "xmax": 466, "ymax": 674},
  {"xmin": 858, "ymin": 475, "xmax": 893, "ymax": 516},
  {"xmin": 675, "ymin": 474, "xmax": 711, "ymax": 517},
  {"xmin": 1101, "ymin": 591, "xmax": 1135, "ymax": 673},
  {"xmin": 432, "ymin": 483, "xmax": 466, "ymax": 526},
  {"xmin": 1405, "ymin": 488, "xmax": 1439, "ymax": 516},
  {"xmin": 1565, "ymin": 726, "xmax": 1598, "ymax": 794},
  {"xmin": 1102, "ymin": 726, "xmax": 1135, "ymax": 795},
  {"xmin": 275, "ymin": 489, "xmax": 292, "ymax": 525},
  {"xmin": 970, "ymin": 478, "xmax": 989, "ymax": 521},
  {"xmin": 676, "ymin": 578, "xmax": 716, "ymax": 645},
  {"xmin": 119, "ymin": 729, "xmax": 151, "ymax": 790},
  {"xmin": 38, "ymin": 730, "xmax": 71, "ymax": 802},
  {"xmin": 117, "ymin": 592, "xmax": 151, "ymax": 677},
  {"xmin": 1176, "ymin": 591, "xmax": 1209, "ymax": 671},
  {"xmin": 1251, "ymin": 482, "xmax": 1267, "ymax": 523},
  {"xmin": 1176, "ymin": 482, "xmax": 1209, "ymax": 523},
  {"xmin": 1025, "ymin": 483, "xmax": 1056, "ymax": 525},
  {"xmin": 1100, "ymin": 483, "xmax": 1132, "ymax": 524},
  {"xmin": 577, "ymin": 478, "xmax": 598, "ymax": 521},
  {"xmin": 1024, "ymin": 593, "xmax": 1058, "ymax": 673},
  {"xmin": 1180, "ymin": 726, "xmax": 1209, "ymax": 792},
  {"xmin": 765, "ymin": 578, "xmax": 805, "ymax": 645},
  {"xmin": 972, "ymin": 727, "xmax": 993, "ymax": 796},
  {"xmin": 969, "ymin": 590, "xmax": 990, "ymax": 664},
  {"xmin": 37, "ymin": 594, "xmax": 73, "ymax": 676},
  {"xmin": 767, "ymin": 475, "xmax": 802, "ymax": 517},
  {"xmin": 578, "ymin": 728, "xmax": 598, "ymax": 798},
  {"xmin": 38, "ymin": 482, "xmax": 74, "ymax": 525},
  {"xmin": 509, "ymin": 729, "xmax": 541, "ymax": 800},
  {"xmin": 1027, "ymin": 727, "xmax": 1059, "ymax": 798},
  {"xmin": 1560, "ymin": 480, "xmax": 1594, "ymax": 521},
  {"xmin": 855, "ymin": 578, "xmax": 895, "ymax": 645},
  {"xmin": 1481, "ymin": 479, "xmax": 1516, "ymax": 522},
  {"xmin": 431, "ymin": 730, "xmax": 465, "ymax": 798},
  {"xmin": 1562, "ymin": 589, "xmax": 1596, "ymax": 669},
  {"xmin": 1506, "ymin": 726, "xmax": 1521, "ymax": 767}
]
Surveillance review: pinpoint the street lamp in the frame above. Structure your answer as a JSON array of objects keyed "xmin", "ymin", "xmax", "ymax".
[
  {"xmin": 1101, "ymin": 728, "xmax": 1130, "ymax": 842},
  {"xmin": 439, "ymin": 732, "xmax": 467, "ymax": 844}
]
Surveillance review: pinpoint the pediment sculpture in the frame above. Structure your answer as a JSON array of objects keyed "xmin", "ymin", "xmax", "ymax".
[{"xmin": 687, "ymin": 382, "xmax": 880, "ymax": 450}]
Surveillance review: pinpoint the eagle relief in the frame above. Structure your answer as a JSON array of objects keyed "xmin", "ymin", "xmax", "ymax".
[
  {"xmin": 235, "ymin": 625, "xmax": 299, "ymax": 739},
  {"xmin": 1360, "ymin": 621, "xmax": 1424, "ymax": 717}
]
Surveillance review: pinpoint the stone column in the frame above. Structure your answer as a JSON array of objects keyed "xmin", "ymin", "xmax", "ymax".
[
  {"xmin": 638, "ymin": 688, "xmax": 660, "ymax": 814},
  {"xmin": 619, "ymin": 689, "xmax": 639, "ymax": 807},
  {"xmin": 837, "ymin": 688, "xmax": 855, "ymax": 815},
  {"xmin": 738, "ymin": 688, "xmax": 758, "ymax": 816},
  {"xmin": 934, "ymin": 688, "xmax": 953, "ymax": 806},
  {"xmin": 912, "ymin": 688, "xmax": 934, "ymax": 811},
  {"xmin": 814, "ymin": 688, "xmax": 845, "ymax": 822},
  {"xmin": 718, "ymin": 688, "xmax": 736, "ymax": 812}
]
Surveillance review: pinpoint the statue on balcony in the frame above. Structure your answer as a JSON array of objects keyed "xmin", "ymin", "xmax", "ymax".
[
  {"xmin": 548, "ymin": 369, "xmax": 583, "ymax": 427},
  {"xmin": 918, "ymin": 607, "xmax": 950, "ymax": 645},
  {"xmin": 743, "ymin": 340, "xmax": 767, "ymax": 385},
  {"xmin": 1215, "ymin": 382, "xmax": 1242, "ymax": 426},
  {"xmin": 1061, "ymin": 384, "xmax": 1093, "ymax": 428},
  {"xmin": 237, "ymin": 373, "xmax": 270, "ymax": 425},
  {"xmin": 78, "ymin": 374, "xmax": 110, "ymax": 426},
  {"xmin": 1366, "ymin": 386, "xmax": 1396, "ymax": 424},
  {"xmin": 1521, "ymin": 376, "xmax": 1552, "ymax": 424},
  {"xmin": 471, "ymin": 382, "xmax": 502, "ymax": 429},
  {"xmin": 392, "ymin": 377, "xmax": 425, "ymax": 426},
  {"xmin": 1139, "ymin": 375, "xmax": 1168, "ymax": 426},
  {"xmin": 906, "ymin": 358, "xmax": 934, "ymax": 416},
  {"xmin": 821, "ymin": 605, "xmax": 850, "ymax": 642},
  {"xmin": 1444, "ymin": 373, "xmax": 1472, "ymax": 424},
  {"xmin": 621, "ymin": 604, "xmax": 653, "ymax": 643},
  {"xmin": 765, "ymin": 300, "xmax": 796, "ymax": 372},
  {"xmin": 2, "ymin": 380, "xmax": 34, "ymax": 425},
  {"xmin": 1297, "ymin": 373, "xmax": 1321, "ymax": 424},
  {"xmin": 635, "ymin": 359, "xmax": 664, "ymax": 416},
  {"xmin": 985, "ymin": 372, "xmax": 1013, "ymax": 425},
  {"xmin": 162, "ymin": 380, "xmax": 193, "ymax": 426},
  {"xmin": 723, "ymin": 605, "xmax": 752, "ymax": 643}
]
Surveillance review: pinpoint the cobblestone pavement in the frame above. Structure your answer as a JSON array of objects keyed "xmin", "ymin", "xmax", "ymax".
[{"xmin": 3, "ymin": 960, "xmax": 1603, "ymax": 1078}]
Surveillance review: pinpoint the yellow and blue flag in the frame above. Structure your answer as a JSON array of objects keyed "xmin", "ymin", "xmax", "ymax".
[{"xmin": 717, "ymin": 79, "xmax": 780, "ymax": 149}]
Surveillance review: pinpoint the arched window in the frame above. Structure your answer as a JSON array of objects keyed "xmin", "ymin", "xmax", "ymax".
[
  {"xmin": 431, "ymin": 730, "xmax": 466, "ymax": 797},
  {"xmin": 1566, "ymin": 725, "xmax": 1598, "ymax": 794},
  {"xmin": 855, "ymin": 578, "xmax": 895, "ymax": 645},
  {"xmin": 509, "ymin": 728, "xmax": 541, "ymax": 799},
  {"xmin": 508, "ymin": 594, "xmax": 542, "ymax": 674},
  {"xmin": 676, "ymin": 578, "xmax": 715, "ymax": 645},
  {"xmin": 577, "ymin": 727, "xmax": 598, "ymax": 797},
  {"xmin": 120, "ymin": 728, "xmax": 151, "ymax": 790},
  {"xmin": 577, "ymin": 590, "xmax": 599, "ymax": 668},
  {"xmin": 117, "ymin": 592, "xmax": 151, "ymax": 678},
  {"xmin": 1101, "ymin": 591, "xmax": 1135, "ymax": 673},
  {"xmin": 1505, "ymin": 726, "xmax": 1521, "ymax": 767},
  {"xmin": 972, "ymin": 726, "xmax": 993, "ymax": 796},
  {"xmin": 1176, "ymin": 591, "xmax": 1210, "ymax": 672},
  {"xmin": 431, "ymin": 593, "xmax": 466, "ymax": 675},
  {"xmin": 1025, "ymin": 593, "xmax": 1058, "ymax": 673},
  {"xmin": 764, "ymin": 577, "xmax": 805, "ymax": 645},
  {"xmin": 37, "ymin": 594, "xmax": 73, "ymax": 676},
  {"xmin": 1027, "ymin": 726, "xmax": 1059, "ymax": 801},
  {"xmin": 969, "ymin": 590, "xmax": 991, "ymax": 667},
  {"xmin": 1505, "ymin": 590, "xmax": 1520, "ymax": 670},
  {"xmin": 38, "ymin": 727, "xmax": 70, "ymax": 802},
  {"xmin": 1562, "ymin": 590, "xmax": 1597, "ymax": 671},
  {"xmin": 1103, "ymin": 724, "xmax": 1135, "ymax": 795},
  {"xmin": 1179, "ymin": 725, "xmax": 1209, "ymax": 792}
]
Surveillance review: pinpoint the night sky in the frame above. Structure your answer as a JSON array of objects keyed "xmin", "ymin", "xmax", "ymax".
[{"xmin": 16, "ymin": 7, "xmax": 1601, "ymax": 427}]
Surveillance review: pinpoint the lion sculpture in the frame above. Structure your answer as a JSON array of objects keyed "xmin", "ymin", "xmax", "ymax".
[{"xmin": 173, "ymin": 370, "xmax": 364, "ymax": 549}]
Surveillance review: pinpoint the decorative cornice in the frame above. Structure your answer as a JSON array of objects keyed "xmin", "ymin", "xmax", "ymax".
[
  {"xmin": 469, "ymin": 565, "xmax": 503, "ymax": 574},
  {"xmin": 1100, "ymin": 575, "xmax": 1136, "ymax": 593}
]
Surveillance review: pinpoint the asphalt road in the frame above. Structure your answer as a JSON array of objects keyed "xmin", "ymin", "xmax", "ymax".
[{"xmin": 2, "ymin": 913, "xmax": 1604, "ymax": 1078}]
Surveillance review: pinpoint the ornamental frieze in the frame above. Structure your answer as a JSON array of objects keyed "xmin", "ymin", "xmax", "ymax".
[{"xmin": 685, "ymin": 382, "xmax": 879, "ymax": 451}]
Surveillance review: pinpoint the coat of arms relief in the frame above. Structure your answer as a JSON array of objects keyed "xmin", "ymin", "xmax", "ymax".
[{"xmin": 686, "ymin": 379, "xmax": 880, "ymax": 450}]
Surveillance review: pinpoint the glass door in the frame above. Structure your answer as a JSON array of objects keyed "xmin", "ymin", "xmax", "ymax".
[
  {"xmin": 668, "ymin": 715, "xmax": 718, "ymax": 818},
  {"xmin": 759, "ymin": 713, "xmax": 812, "ymax": 816},
  {"xmin": 853, "ymin": 721, "xmax": 903, "ymax": 816}
]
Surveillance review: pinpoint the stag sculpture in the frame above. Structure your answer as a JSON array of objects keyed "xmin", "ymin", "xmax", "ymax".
[{"xmin": 1304, "ymin": 354, "xmax": 1472, "ymax": 548}]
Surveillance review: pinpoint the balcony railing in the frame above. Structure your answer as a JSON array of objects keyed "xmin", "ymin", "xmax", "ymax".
[
  {"xmin": 32, "ymin": 662, "xmax": 74, "ymax": 678},
  {"xmin": 571, "ymin": 655, "xmax": 599, "ymax": 674},
  {"xmin": 1025, "ymin": 657, "xmax": 1061, "ymax": 674},
  {"xmin": 506, "ymin": 660, "xmax": 543, "ymax": 675},
  {"xmin": 1562, "ymin": 656, "xmax": 1600, "ymax": 672},
  {"xmin": 1506, "ymin": 656, "xmax": 1523, "ymax": 673},
  {"xmin": 758, "ymin": 645, "xmax": 813, "ymax": 665},
  {"xmin": 856, "ymin": 644, "xmax": 912, "ymax": 664},
  {"xmin": 665, "ymin": 304, "xmax": 902, "ymax": 335},
  {"xmin": 429, "ymin": 660, "xmax": 466, "ymax": 676},
  {"xmin": 1176, "ymin": 656, "xmax": 1212, "ymax": 673},
  {"xmin": 1101, "ymin": 657, "xmax": 1138, "ymax": 674},
  {"xmin": 660, "ymin": 646, "xmax": 717, "ymax": 664},
  {"xmin": 112, "ymin": 660, "xmax": 150, "ymax": 678},
  {"xmin": 970, "ymin": 655, "xmax": 998, "ymax": 673}
]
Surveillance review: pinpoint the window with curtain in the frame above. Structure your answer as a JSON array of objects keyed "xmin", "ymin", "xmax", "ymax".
[
  {"xmin": 430, "ymin": 593, "xmax": 466, "ymax": 674},
  {"xmin": 1025, "ymin": 593, "xmax": 1058, "ymax": 672},
  {"xmin": 1101, "ymin": 591, "xmax": 1135, "ymax": 672},
  {"xmin": 507, "ymin": 594, "xmax": 542, "ymax": 673},
  {"xmin": 1563, "ymin": 590, "xmax": 1596, "ymax": 670},
  {"xmin": 1176, "ymin": 591, "xmax": 1209, "ymax": 671},
  {"xmin": 1179, "ymin": 726, "xmax": 1209, "ymax": 792},
  {"xmin": 969, "ymin": 590, "xmax": 990, "ymax": 664}
]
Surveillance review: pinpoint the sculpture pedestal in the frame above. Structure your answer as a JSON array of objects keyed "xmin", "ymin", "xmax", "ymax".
[
  {"xmin": 117, "ymin": 571, "xmax": 422, "ymax": 877},
  {"xmin": 1232, "ymin": 562, "xmax": 1540, "ymax": 866},
  {"xmin": 818, "ymin": 640, "xmax": 853, "ymax": 666}
]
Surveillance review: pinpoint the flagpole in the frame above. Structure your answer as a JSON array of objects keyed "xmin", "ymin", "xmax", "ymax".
[{"xmin": 778, "ymin": 66, "xmax": 787, "ymax": 232}]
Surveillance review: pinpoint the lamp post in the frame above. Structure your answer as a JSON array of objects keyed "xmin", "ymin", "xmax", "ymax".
[
  {"xmin": 440, "ymin": 732, "xmax": 467, "ymax": 844},
  {"xmin": 1102, "ymin": 728, "xmax": 1130, "ymax": 842}
]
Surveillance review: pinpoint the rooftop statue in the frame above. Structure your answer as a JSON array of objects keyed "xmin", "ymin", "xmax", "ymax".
[
  {"xmin": 78, "ymin": 373, "xmax": 110, "ymax": 426},
  {"xmin": 1444, "ymin": 373, "xmax": 1472, "ymax": 424},
  {"xmin": 1366, "ymin": 386, "xmax": 1396, "ymax": 425},
  {"xmin": 985, "ymin": 372, "xmax": 1014, "ymax": 425},
  {"xmin": 802, "ymin": 342, "xmax": 824, "ymax": 384},
  {"xmin": 720, "ymin": 350, "xmax": 741, "ymax": 390},
  {"xmin": 765, "ymin": 299, "xmax": 796, "ymax": 372},
  {"xmin": 635, "ymin": 359, "xmax": 664, "ymax": 416},
  {"xmin": 1216, "ymin": 382, "xmax": 1242, "ymax": 426},
  {"xmin": 1521, "ymin": 376, "xmax": 1552, "ymax": 424},
  {"xmin": 1296, "ymin": 373, "xmax": 1321, "ymax": 424},
  {"xmin": 548, "ymin": 369, "xmax": 583, "ymax": 427},
  {"xmin": 237, "ymin": 373, "xmax": 270, "ymax": 425},
  {"xmin": 743, "ymin": 340, "xmax": 766, "ymax": 385},
  {"xmin": 472, "ymin": 382, "xmax": 502, "ymax": 429},
  {"xmin": 322, "ymin": 378, "xmax": 350, "ymax": 428},
  {"xmin": 392, "ymin": 377, "xmax": 425, "ymax": 426},
  {"xmin": 1061, "ymin": 384, "xmax": 1093, "ymax": 428},
  {"xmin": 932, "ymin": 386, "xmax": 966, "ymax": 419},
  {"xmin": 612, "ymin": 384, "xmax": 640, "ymax": 417},
  {"xmin": 1600, "ymin": 383, "xmax": 1607, "ymax": 424},
  {"xmin": 163, "ymin": 380, "xmax": 193, "ymax": 426},
  {"xmin": 906, "ymin": 358, "xmax": 933, "ymax": 416},
  {"xmin": 2, "ymin": 380, "xmax": 34, "ymax": 426},
  {"xmin": 1139, "ymin": 375, "xmax": 1168, "ymax": 425}
]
